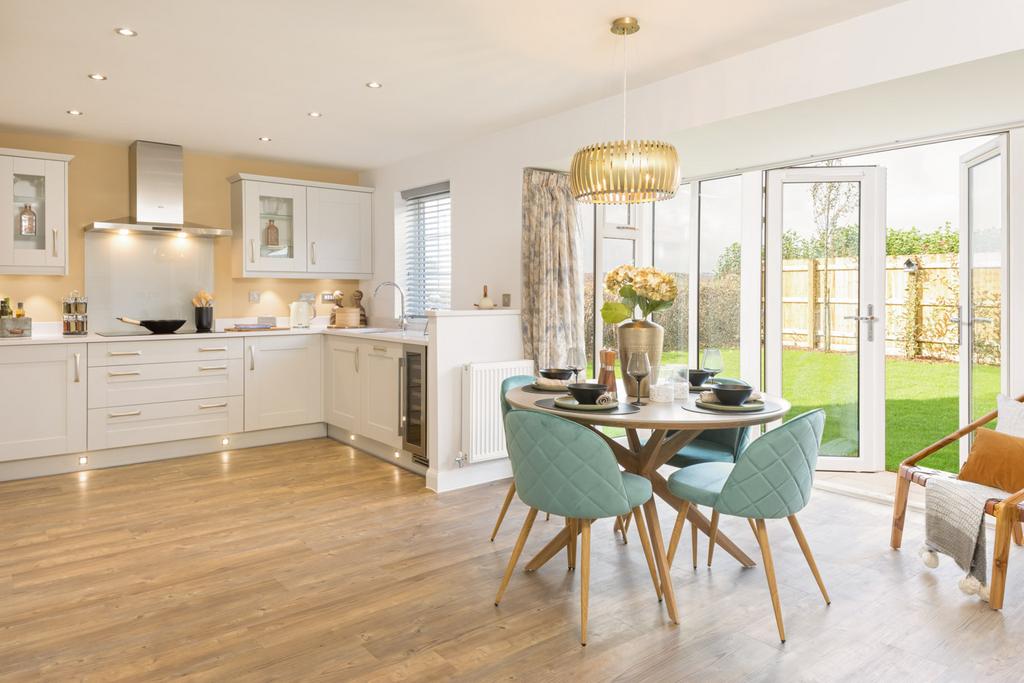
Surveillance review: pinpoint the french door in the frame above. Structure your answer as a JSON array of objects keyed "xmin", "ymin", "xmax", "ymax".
[
  {"xmin": 958, "ymin": 137, "xmax": 1008, "ymax": 465},
  {"xmin": 765, "ymin": 166, "xmax": 887, "ymax": 471}
]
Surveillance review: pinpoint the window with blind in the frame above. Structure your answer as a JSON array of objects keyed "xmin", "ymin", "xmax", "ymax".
[{"xmin": 400, "ymin": 182, "xmax": 451, "ymax": 318}]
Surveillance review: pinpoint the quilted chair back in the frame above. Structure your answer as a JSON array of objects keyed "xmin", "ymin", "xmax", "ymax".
[
  {"xmin": 715, "ymin": 410, "xmax": 825, "ymax": 519},
  {"xmin": 700, "ymin": 426, "xmax": 752, "ymax": 457},
  {"xmin": 504, "ymin": 410, "xmax": 633, "ymax": 519},
  {"xmin": 500, "ymin": 375, "xmax": 535, "ymax": 417}
]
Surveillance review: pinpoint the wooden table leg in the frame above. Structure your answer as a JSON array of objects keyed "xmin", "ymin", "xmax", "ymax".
[
  {"xmin": 525, "ymin": 525, "xmax": 572, "ymax": 572},
  {"xmin": 643, "ymin": 497, "xmax": 679, "ymax": 624}
]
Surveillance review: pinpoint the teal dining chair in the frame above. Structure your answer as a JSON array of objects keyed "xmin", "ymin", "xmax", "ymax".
[
  {"xmin": 490, "ymin": 375, "xmax": 539, "ymax": 541},
  {"xmin": 495, "ymin": 410, "xmax": 667, "ymax": 645},
  {"xmin": 666, "ymin": 410, "xmax": 830, "ymax": 643}
]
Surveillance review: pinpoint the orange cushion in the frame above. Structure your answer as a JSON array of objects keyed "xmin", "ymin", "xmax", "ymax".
[{"xmin": 959, "ymin": 428, "xmax": 1024, "ymax": 493}]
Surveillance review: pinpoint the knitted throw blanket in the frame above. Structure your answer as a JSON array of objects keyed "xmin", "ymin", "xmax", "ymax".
[{"xmin": 925, "ymin": 477, "xmax": 1002, "ymax": 586}]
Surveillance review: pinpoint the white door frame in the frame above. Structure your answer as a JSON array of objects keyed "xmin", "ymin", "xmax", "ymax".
[
  {"xmin": 957, "ymin": 135, "xmax": 1009, "ymax": 466},
  {"xmin": 765, "ymin": 166, "xmax": 887, "ymax": 472}
]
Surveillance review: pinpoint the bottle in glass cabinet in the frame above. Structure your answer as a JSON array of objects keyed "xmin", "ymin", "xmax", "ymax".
[
  {"xmin": 265, "ymin": 219, "xmax": 279, "ymax": 246},
  {"xmin": 19, "ymin": 204, "xmax": 37, "ymax": 236},
  {"xmin": 15, "ymin": 302, "xmax": 25, "ymax": 318}
]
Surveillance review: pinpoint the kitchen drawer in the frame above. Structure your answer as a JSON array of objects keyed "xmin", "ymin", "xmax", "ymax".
[
  {"xmin": 88, "ymin": 359, "xmax": 243, "ymax": 408},
  {"xmin": 87, "ymin": 396, "xmax": 243, "ymax": 450},
  {"xmin": 88, "ymin": 338, "xmax": 243, "ymax": 367}
]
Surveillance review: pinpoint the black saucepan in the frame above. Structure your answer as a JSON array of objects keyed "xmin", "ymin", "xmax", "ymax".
[{"xmin": 117, "ymin": 317, "xmax": 186, "ymax": 334}]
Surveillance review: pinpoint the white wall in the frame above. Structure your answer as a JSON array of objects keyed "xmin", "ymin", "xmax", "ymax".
[{"xmin": 360, "ymin": 0, "xmax": 1024, "ymax": 321}]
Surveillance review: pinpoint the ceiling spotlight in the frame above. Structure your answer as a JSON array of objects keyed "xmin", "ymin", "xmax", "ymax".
[
  {"xmin": 66, "ymin": 109, "xmax": 84, "ymax": 116},
  {"xmin": 114, "ymin": 27, "xmax": 137, "ymax": 37},
  {"xmin": 307, "ymin": 111, "xmax": 322, "ymax": 118},
  {"xmin": 365, "ymin": 81, "xmax": 382, "ymax": 89},
  {"xmin": 257, "ymin": 136, "xmax": 272, "ymax": 142},
  {"xmin": 88, "ymin": 73, "xmax": 107, "ymax": 81}
]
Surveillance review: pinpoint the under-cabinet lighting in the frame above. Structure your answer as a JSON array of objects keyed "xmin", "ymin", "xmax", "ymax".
[
  {"xmin": 115, "ymin": 27, "xmax": 138, "ymax": 37},
  {"xmin": 66, "ymin": 109, "xmax": 84, "ymax": 116},
  {"xmin": 365, "ymin": 81, "xmax": 382, "ymax": 89},
  {"xmin": 257, "ymin": 136, "xmax": 272, "ymax": 142},
  {"xmin": 88, "ymin": 73, "xmax": 108, "ymax": 81}
]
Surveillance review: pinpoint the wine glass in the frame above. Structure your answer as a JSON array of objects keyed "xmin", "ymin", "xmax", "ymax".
[
  {"xmin": 566, "ymin": 348, "xmax": 586, "ymax": 384},
  {"xmin": 702, "ymin": 348, "xmax": 724, "ymax": 380},
  {"xmin": 626, "ymin": 351, "xmax": 651, "ymax": 407}
]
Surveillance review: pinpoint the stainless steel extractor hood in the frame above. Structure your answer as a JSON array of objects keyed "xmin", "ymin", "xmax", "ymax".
[{"xmin": 86, "ymin": 141, "xmax": 231, "ymax": 237}]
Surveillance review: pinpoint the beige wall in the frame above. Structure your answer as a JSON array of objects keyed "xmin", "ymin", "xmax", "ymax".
[{"xmin": 0, "ymin": 127, "xmax": 362, "ymax": 322}]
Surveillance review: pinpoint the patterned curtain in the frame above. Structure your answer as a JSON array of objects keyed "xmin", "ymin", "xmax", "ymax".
[{"xmin": 521, "ymin": 168, "xmax": 586, "ymax": 370}]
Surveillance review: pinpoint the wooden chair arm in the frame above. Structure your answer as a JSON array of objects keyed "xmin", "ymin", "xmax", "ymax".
[
  {"xmin": 999, "ymin": 486, "xmax": 1024, "ymax": 510},
  {"xmin": 899, "ymin": 393, "xmax": 1024, "ymax": 470}
]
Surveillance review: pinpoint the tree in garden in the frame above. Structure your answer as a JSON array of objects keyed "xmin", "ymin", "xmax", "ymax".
[{"xmin": 810, "ymin": 160, "xmax": 859, "ymax": 350}]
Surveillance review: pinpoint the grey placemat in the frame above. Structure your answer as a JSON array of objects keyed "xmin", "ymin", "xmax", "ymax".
[
  {"xmin": 534, "ymin": 397, "xmax": 641, "ymax": 415},
  {"xmin": 521, "ymin": 383, "xmax": 570, "ymax": 395},
  {"xmin": 681, "ymin": 398, "xmax": 787, "ymax": 416}
]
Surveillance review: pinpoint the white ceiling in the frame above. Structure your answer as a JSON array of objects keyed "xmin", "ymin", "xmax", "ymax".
[{"xmin": 0, "ymin": 0, "xmax": 902, "ymax": 170}]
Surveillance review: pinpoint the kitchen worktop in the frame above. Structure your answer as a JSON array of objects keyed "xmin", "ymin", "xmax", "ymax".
[{"xmin": 0, "ymin": 323, "xmax": 430, "ymax": 347}]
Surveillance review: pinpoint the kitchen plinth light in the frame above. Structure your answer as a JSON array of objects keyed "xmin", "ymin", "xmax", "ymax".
[
  {"xmin": 88, "ymin": 73, "xmax": 108, "ymax": 81},
  {"xmin": 349, "ymin": 434, "xmax": 356, "ymax": 441},
  {"xmin": 66, "ymin": 109, "xmax": 84, "ymax": 116},
  {"xmin": 78, "ymin": 456, "xmax": 88, "ymax": 465},
  {"xmin": 393, "ymin": 451, "xmax": 400, "ymax": 458},
  {"xmin": 114, "ymin": 27, "xmax": 137, "ymax": 37},
  {"xmin": 222, "ymin": 437, "xmax": 230, "ymax": 446},
  {"xmin": 365, "ymin": 81, "xmax": 382, "ymax": 89},
  {"xmin": 118, "ymin": 228, "xmax": 130, "ymax": 236}
]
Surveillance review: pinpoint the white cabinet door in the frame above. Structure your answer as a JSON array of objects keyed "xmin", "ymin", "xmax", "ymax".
[
  {"xmin": 0, "ymin": 155, "xmax": 68, "ymax": 274},
  {"xmin": 243, "ymin": 181, "xmax": 308, "ymax": 273},
  {"xmin": 324, "ymin": 337, "xmax": 361, "ymax": 430},
  {"xmin": 244, "ymin": 335, "xmax": 322, "ymax": 431},
  {"xmin": 306, "ymin": 187, "xmax": 372, "ymax": 275},
  {"xmin": 359, "ymin": 342, "xmax": 402, "ymax": 448},
  {"xmin": 0, "ymin": 344, "xmax": 86, "ymax": 461}
]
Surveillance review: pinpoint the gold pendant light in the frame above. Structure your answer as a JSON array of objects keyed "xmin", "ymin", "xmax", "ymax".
[{"xmin": 569, "ymin": 17, "xmax": 679, "ymax": 205}]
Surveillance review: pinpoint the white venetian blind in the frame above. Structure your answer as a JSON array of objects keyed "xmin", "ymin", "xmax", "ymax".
[{"xmin": 401, "ymin": 182, "xmax": 451, "ymax": 317}]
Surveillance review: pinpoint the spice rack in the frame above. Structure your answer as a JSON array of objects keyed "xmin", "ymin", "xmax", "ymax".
[{"xmin": 62, "ymin": 292, "xmax": 88, "ymax": 336}]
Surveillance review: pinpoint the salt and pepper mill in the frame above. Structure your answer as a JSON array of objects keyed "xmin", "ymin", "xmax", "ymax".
[{"xmin": 598, "ymin": 348, "xmax": 618, "ymax": 399}]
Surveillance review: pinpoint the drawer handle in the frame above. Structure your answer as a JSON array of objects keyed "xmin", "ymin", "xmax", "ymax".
[
  {"xmin": 199, "ymin": 346, "xmax": 228, "ymax": 352},
  {"xmin": 109, "ymin": 410, "xmax": 142, "ymax": 418},
  {"xmin": 373, "ymin": 346, "xmax": 386, "ymax": 352},
  {"xmin": 108, "ymin": 370, "xmax": 141, "ymax": 377},
  {"xmin": 199, "ymin": 365, "xmax": 228, "ymax": 371},
  {"xmin": 109, "ymin": 350, "xmax": 142, "ymax": 357},
  {"xmin": 198, "ymin": 402, "xmax": 228, "ymax": 410}
]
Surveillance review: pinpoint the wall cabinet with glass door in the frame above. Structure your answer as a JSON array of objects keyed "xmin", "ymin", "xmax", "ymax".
[
  {"xmin": 0, "ymin": 148, "xmax": 72, "ymax": 275},
  {"xmin": 230, "ymin": 173, "xmax": 373, "ymax": 279}
]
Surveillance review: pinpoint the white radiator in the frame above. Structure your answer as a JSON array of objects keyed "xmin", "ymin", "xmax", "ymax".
[{"xmin": 461, "ymin": 360, "xmax": 535, "ymax": 463}]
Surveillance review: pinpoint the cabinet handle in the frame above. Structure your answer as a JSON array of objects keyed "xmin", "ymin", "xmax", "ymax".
[
  {"xmin": 74, "ymin": 352, "xmax": 81, "ymax": 383},
  {"xmin": 199, "ymin": 402, "xmax": 228, "ymax": 410},
  {"xmin": 199, "ymin": 346, "xmax": 228, "ymax": 352},
  {"xmin": 311, "ymin": 241, "xmax": 317, "ymax": 265},
  {"xmin": 109, "ymin": 410, "xmax": 142, "ymax": 418},
  {"xmin": 109, "ymin": 350, "xmax": 142, "ymax": 357},
  {"xmin": 250, "ymin": 239, "xmax": 256, "ymax": 263},
  {"xmin": 249, "ymin": 345, "xmax": 256, "ymax": 371},
  {"xmin": 355, "ymin": 346, "xmax": 359, "ymax": 373},
  {"xmin": 199, "ymin": 365, "xmax": 227, "ymax": 371},
  {"xmin": 52, "ymin": 229, "xmax": 58, "ymax": 257},
  {"xmin": 108, "ymin": 370, "xmax": 141, "ymax": 377},
  {"xmin": 398, "ymin": 357, "xmax": 405, "ymax": 437},
  {"xmin": 373, "ymin": 346, "xmax": 386, "ymax": 353}
]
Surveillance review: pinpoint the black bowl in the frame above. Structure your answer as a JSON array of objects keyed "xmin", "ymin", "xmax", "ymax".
[
  {"xmin": 712, "ymin": 382, "xmax": 754, "ymax": 406},
  {"xmin": 688, "ymin": 368, "xmax": 712, "ymax": 387},
  {"xmin": 567, "ymin": 383, "xmax": 607, "ymax": 405},
  {"xmin": 540, "ymin": 368, "xmax": 574, "ymax": 380}
]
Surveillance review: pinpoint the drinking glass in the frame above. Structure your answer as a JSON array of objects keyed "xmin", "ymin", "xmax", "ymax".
[
  {"xmin": 626, "ymin": 351, "xmax": 651, "ymax": 407},
  {"xmin": 566, "ymin": 347, "xmax": 586, "ymax": 384},
  {"xmin": 702, "ymin": 348, "xmax": 724, "ymax": 378}
]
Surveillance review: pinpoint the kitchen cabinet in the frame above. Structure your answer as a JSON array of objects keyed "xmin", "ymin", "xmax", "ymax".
[
  {"xmin": 244, "ymin": 334, "xmax": 322, "ymax": 431},
  {"xmin": 231, "ymin": 173, "xmax": 373, "ymax": 279},
  {"xmin": 324, "ymin": 337, "xmax": 402, "ymax": 448},
  {"xmin": 0, "ymin": 344, "xmax": 85, "ymax": 461},
  {"xmin": 0, "ymin": 148, "xmax": 72, "ymax": 275}
]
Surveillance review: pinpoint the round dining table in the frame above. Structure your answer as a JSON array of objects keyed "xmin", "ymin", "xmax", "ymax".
[{"xmin": 505, "ymin": 383, "xmax": 791, "ymax": 624}]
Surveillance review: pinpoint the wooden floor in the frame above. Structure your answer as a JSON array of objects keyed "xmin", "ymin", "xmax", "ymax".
[{"xmin": 1, "ymin": 439, "xmax": 1021, "ymax": 682}]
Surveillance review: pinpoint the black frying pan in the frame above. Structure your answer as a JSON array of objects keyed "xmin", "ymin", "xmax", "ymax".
[{"xmin": 117, "ymin": 317, "xmax": 186, "ymax": 334}]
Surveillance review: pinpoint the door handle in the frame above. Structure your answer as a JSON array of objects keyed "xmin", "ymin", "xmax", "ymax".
[
  {"xmin": 52, "ymin": 229, "xmax": 58, "ymax": 257},
  {"xmin": 311, "ymin": 241, "xmax": 317, "ymax": 265},
  {"xmin": 398, "ymin": 357, "xmax": 405, "ymax": 437},
  {"xmin": 74, "ymin": 352, "xmax": 81, "ymax": 383},
  {"xmin": 109, "ymin": 410, "xmax": 142, "ymax": 418},
  {"xmin": 843, "ymin": 304, "xmax": 878, "ymax": 342},
  {"xmin": 250, "ymin": 239, "xmax": 256, "ymax": 263},
  {"xmin": 249, "ymin": 345, "xmax": 256, "ymax": 371},
  {"xmin": 108, "ymin": 370, "xmax": 141, "ymax": 377},
  {"xmin": 198, "ymin": 402, "xmax": 228, "ymax": 409},
  {"xmin": 355, "ymin": 346, "xmax": 359, "ymax": 373}
]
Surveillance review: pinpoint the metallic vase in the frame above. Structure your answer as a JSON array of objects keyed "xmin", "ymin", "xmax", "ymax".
[{"xmin": 617, "ymin": 318, "xmax": 664, "ymax": 398}]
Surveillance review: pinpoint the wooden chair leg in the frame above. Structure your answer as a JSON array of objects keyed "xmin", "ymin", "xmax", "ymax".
[
  {"xmin": 1013, "ymin": 521, "xmax": 1023, "ymax": 547},
  {"xmin": 990, "ymin": 506, "xmax": 1015, "ymax": 610},
  {"xmin": 754, "ymin": 519, "xmax": 785, "ymax": 643},
  {"xmin": 891, "ymin": 474, "xmax": 911, "ymax": 550},
  {"xmin": 622, "ymin": 511, "xmax": 633, "ymax": 536},
  {"xmin": 691, "ymin": 515, "xmax": 699, "ymax": 570},
  {"xmin": 707, "ymin": 509, "xmax": 720, "ymax": 567},
  {"xmin": 748, "ymin": 517, "xmax": 757, "ymax": 537},
  {"xmin": 580, "ymin": 519, "xmax": 592, "ymax": 646},
  {"xmin": 567, "ymin": 518, "xmax": 577, "ymax": 571},
  {"xmin": 490, "ymin": 481, "xmax": 517, "ymax": 541},
  {"xmin": 546, "ymin": 512, "xmax": 551, "ymax": 521},
  {"xmin": 787, "ymin": 515, "xmax": 830, "ymax": 605},
  {"xmin": 631, "ymin": 506, "xmax": 663, "ymax": 602},
  {"xmin": 495, "ymin": 508, "xmax": 539, "ymax": 605},
  {"xmin": 643, "ymin": 498, "xmax": 680, "ymax": 624},
  {"xmin": 667, "ymin": 501, "xmax": 690, "ymax": 568}
]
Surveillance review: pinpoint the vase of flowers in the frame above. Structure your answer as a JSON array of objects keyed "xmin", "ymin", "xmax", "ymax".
[{"xmin": 601, "ymin": 265, "xmax": 678, "ymax": 397}]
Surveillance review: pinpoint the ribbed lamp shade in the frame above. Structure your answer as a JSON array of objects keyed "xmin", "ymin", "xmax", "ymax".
[{"xmin": 569, "ymin": 139, "xmax": 680, "ymax": 204}]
